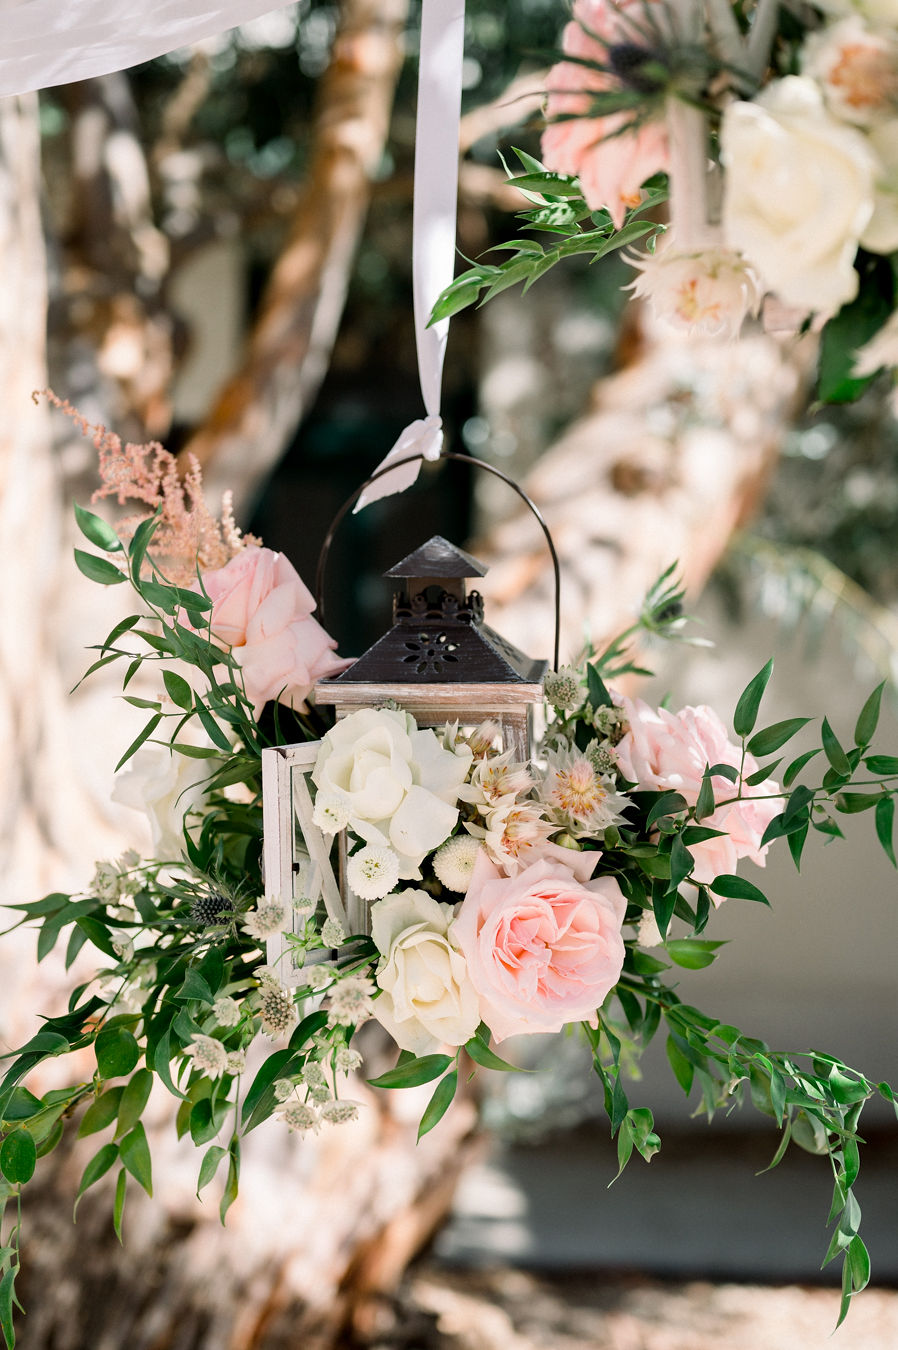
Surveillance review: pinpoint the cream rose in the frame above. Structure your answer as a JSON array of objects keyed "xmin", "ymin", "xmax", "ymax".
[
  {"xmin": 112, "ymin": 739, "xmax": 215, "ymax": 859},
  {"xmin": 371, "ymin": 890, "xmax": 481, "ymax": 1054},
  {"xmin": 802, "ymin": 17, "xmax": 898, "ymax": 127},
  {"xmin": 721, "ymin": 76, "xmax": 877, "ymax": 313},
  {"xmin": 452, "ymin": 853, "xmax": 627, "ymax": 1042},
  {"xmin": 312, "ymin": 708, "xmax": 472, "ymax": 878}
]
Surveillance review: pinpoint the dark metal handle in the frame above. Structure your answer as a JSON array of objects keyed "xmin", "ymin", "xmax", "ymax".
[{"xmin": 315, "ymin": 449, "xmax": 562, "ymax": 672}]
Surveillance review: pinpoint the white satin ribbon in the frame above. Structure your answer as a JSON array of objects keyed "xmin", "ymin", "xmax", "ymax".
[
  {"xmin": 0, "ymin": 0, "xmax": 295, "ymax": 98},
  {"xmin": 354, "ymin": 0, "xmax": 465, "ymax": 513}
]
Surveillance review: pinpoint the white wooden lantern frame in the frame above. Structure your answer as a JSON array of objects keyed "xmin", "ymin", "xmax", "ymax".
[{"xmin": 261, "ymin": 741, "xmax": 369, "ymax": 987}]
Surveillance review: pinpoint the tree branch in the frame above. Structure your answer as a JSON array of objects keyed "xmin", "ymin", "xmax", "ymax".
[{"xmin": 180, "ymin": 0, "xmax": 409, "ymax": 515}]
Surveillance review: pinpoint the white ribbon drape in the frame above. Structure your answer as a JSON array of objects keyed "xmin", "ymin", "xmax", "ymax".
[
  {"xmin": 0, "ymin": 0, "xmax": 295, "ymax": 98},
  {"xmin": 354, "ymin": 0, "xmax": 465, "ymax": 512}
]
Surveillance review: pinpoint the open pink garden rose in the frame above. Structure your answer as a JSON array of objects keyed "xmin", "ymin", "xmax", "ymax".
[
  {"xmin": 200, "ymin": 546, "xmax": 352, "ymax": 713},
  {"xmin": 541, "ymin": 0, "xmax": 670, "ymax": 228},
  {"xmin": 452, "ymin": 851, "xmax": 627, "ymax": 1042},
  {"xmin": 615, "ymin": 697, "xmax": 782, "ymax": 886}
]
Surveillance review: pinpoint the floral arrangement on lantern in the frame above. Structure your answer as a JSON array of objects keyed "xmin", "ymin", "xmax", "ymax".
[
  {"xmin": 0, "ymin": 402, "xmax": 895, "ymax": 1346},
  {"xmin": 434, "ymin": 0, "xmax": 898, "ymax": 402}
]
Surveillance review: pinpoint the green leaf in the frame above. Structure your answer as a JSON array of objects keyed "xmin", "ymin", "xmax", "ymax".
[
  {"xmin": 368, "ymin": 1054, "xmax": 453, "ymax": 1090},
  {"xmin": 667, "ymin": 833, "xmax": 694, "ymax": 893},
  {"xmin": 74, "ymin": 548, "xmax": 126, "ymax": 585},
  {"xmin": 665, "ymin": 939, "xmax": 725, "ymax": 970},
  {"xmin": 733, "ymin": 659, "xmax": 773, "ymax": 739},
  {"xmin": 116, "ymin": 1069, "xmax": 153, "ymax": 1138},
  {"xmin": 78, "ymin": 1087, "xmax": 124, "ymax": 1138},
  {"xmin": 113, "ymin": 1167, "xmax": 127, "ymax": 1243},
  {"xmin": 75, "ymin": 916, "xmax": 118, "ymax": 959},
  {"xmin": 0, "ymin": 1130, "xmax": 36, "ymax": 1184},
  {"xmin": 695, "ymin": 768, "xmax": 715, "ymax": 822},
  {"xmin": 241, "ymin": 1048, "xmax": 295, "ymax": 1125},
  {"xmin": 119, "ymin": 1122, "xmax": 153, "ymax": 1196},
  {"xmin": 1, "ymin": 1087, "xmax": 43, "ymax": 1123},
  {"xmin": 586, "ymin": 662, "xmax": 613, "ymax": 710},
  {"xmin": 848, "ymin": 1234, "xmax": 871, "ymax": 1292},
  {"xmin": 782, "ymin": 748, "xmax": 821, "ymax": 788},
  {"xmin": 114, "ymin": 713, "xmax": 163, "ymax": 773},
  {"xmin": 417, "ymin": 1070, "xmax": 458, "ymax": 1140},
  {"xmin": 746, "ymin": 718, "xmax": 810, "ymax": 758},
  {"xmin": 152, "ymin": 1026, "xmax": 186, "ymax": 1100},
  {"xmin": 818, "ymin": 274, "xmax": 894, "ymax": 404},
  {"xmin": 651, "ymin": 887, "xmax": 676, "ymax": 941},
  {"xmin": 821, "ymin": 718, "xmax": 851, "ymax": 776},
  {"xmin": 162, "ymin": 670, "xmax": 194, "ymax": 711},
  {"xmin": 834, "ymin": 792, "xmax": 881, "ymax": 814},
  {"xmin": 744, "ymin": 760, "xmax": 782, "ymax": 788},
  {"xmin": 465, "ymin": 1038, "xmax": 524, "ymax": 1073},
  {"xmin": 177, "ymin": 970, "xmax": 214, "ymax": 1005},
  {"xmin": 197, "ymin": 1144, "xmax": 228, "ymax": 1198},
  {"xmin": 646, "ymin": 792, "xmax": 688, "ymax": 827},
  {"xmin": 0, "ymin": 1266, "xmax": 17, "ymax": 1350},
  {"xmin": 220, "ymin": 1139, "xmax": 240, "ymax": 1224},
  {"xmin": 709, "ymin": 874, "xmax": 769, "ymax": 905},
  {"xmin": 129, "ymin": 511, "xmax": 160, "ymax": 581},
  {"xmin": 866, "ymin": 754, "xmax": 898, "ymax": 775},
  {"xmin": 875, "ymin": 794, "xmax": 896, "ymax": 866},
  {"xmin": 168, "ymin": 742, "xmax": 221, "ymax": 760},
  {"xmin": 74, "ymin": 1141, "xmax": 119, "ymax": 1214},
  {"xmin": 74, "ymin": 503, "xmax": 122, "ymax": 552},
  {"xmin": 855, "ymin": 683, "xmax": 885, "ymax": 748},
  {"xmin": 666, "ymin": 1035, "xmax": 694, "ymax": 1094},
  {"xmin": 189, "ymin": 1097, "xmax": 228, "ymax": 1147},
  {"xmin": 95, "ymin": 1027, "xmax": 140, "ymax": 1080}
]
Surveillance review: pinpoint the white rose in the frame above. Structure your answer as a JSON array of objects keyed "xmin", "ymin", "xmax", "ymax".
[
  {"xmin": 112, "ymin": 739, "xmax": 215, "ymax": 859},
  {"xmin": 312, "ymin": 708, "xmax": 472, "ymax": 878},
  {"xmin": 721, "ymin": 76, "xmax": 877, "ymax": 313},
  {"xmin": 862, "ymin": 119, "xmax": 898, "ymax": 253},
  {"xmin": 802, "ymin": 17, "xmax": 898, "ymax": 126},
  {"xmin": 371, "ymin": 890, "xmax": 481, "ymax": 1054}
]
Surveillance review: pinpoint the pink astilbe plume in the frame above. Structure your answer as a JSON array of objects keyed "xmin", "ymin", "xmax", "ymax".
[{"xmin": 39, "ymin": 390, "xmax": 259, "ymax": 583}]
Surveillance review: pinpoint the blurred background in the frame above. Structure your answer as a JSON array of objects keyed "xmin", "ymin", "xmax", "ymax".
[{"xmin": 0, "ymin": 1, "xmax": 896, "ymax": 1346}]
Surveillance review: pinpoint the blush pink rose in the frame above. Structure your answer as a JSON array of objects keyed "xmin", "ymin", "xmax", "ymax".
[
  {"xmin": 541, "ymin": 0, "xmax": 669, "ymax": 228},
  {"xmin": 451, "ymin": 851, "xmax": 627, "ymax": 1042},
  {"xmin": 615, "ymin": 697, "xmax": 782, "ymax": 888},
  {"xmin": 200, "ymin": 546, "xmax": 351, "ymax": 713}
]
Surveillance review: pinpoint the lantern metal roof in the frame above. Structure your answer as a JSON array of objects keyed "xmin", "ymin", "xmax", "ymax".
[{"xmin": 318, "ymin": 535, "xmax": 547, "ymax": 687}]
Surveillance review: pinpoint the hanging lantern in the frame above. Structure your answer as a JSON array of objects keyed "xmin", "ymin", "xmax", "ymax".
[
  {"xmin": 262, "ymin": 453, "xmax": 560, "ymax": 973},
  {"xmin": 313, "ymin": 533, "xmax": 546, "ymax": 759}
]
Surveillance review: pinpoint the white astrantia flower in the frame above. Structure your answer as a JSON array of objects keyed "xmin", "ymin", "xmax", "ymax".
[
  {"xmin": 254, "ymin": 964, "xmax": 280, "ymax": 985},
  {"xmin": 320, "ymin": 918, "xmax": 345, "ymax": 948},
  {"xmin": 721, "ymin": 76, "xmax": 877, "ymax": 314},
  {"xmin": 334, "ymin": 1045, "xmax": 363, "ymax": 1075},
  {"xmin": 185, "ymin": 1034, "xmax": 229, "ymax": 1077},
  {"xmin": 273, "ymin": 1078, "xmax": 295, "ymax": 1101},
  {"xmin": 538, "ymin": 743, "xmax": 632, "ymax": 837},
  {"xmin": 302, "ymin": 1061, "xmax": 327, "ymax": 1088},
  {"xmin": 627, "ymin": 243, "xmax": 762, "ymax": 339},
  {"xmin": 321, "ymin": 1100, "xmax": 360, "ymax": 1125},
  {"xmin": 637, "ymin": 910, "xmax": 663, "ymax": 948},
  {"xmin": 275, "ymin": 1100, "xmax": 321, "ymax": 1134},
  {"xmin": 311, "ymin": 707, "xmax": 472, "ymax": 878},
  {"xmin": 327, "ymin": 975, "xmax": 377, "ymax": 1028},
  {"xmin": 542, "ymin": 666, "xmax": 582, "ymax": 712},
  {"xmin": 213, "ymin": 996, "xmax": 241, "ymax": 1027},
  {"xmin": 308, "ymin": 1084, "xmax": 331, "ymax": 1103},
  {"xmin": 306, "ymin": 965, "xmax": 334, "ymax": 992},
  {"xmin": 258, "ymin": 980, "xmax": 298, "ymax": 1039},
  {"xmin": 242, "ymin": 899, "xmax": 288, "ymax": 942},
  {"xmin": 226, "ymin": 1050, "xmax": 247, "ymax": 1075},
  {"xmin": 312, "ymin": 791, "xmax": 352, "ymax": 834},
  {"xmin": 111, "ymin": 932, "xmax": 135, "ymax": 962},
  {"xmin": 854, "ymin": 309, "xmax": 898, "ymax": 374},
  {"xmin": 432, "ymin": 834, "xmax": 483, "ymax": 893},
  {"xmin": 91, "ymin": 860, "xmax": 122, "ymax": 904},
  {"xmin": 346, "ymin": 844, "xmax": 401, "ymax": 901},
  {"xmin": 292, "ymin": 895, "xmax": 316, "ymax": 917}
]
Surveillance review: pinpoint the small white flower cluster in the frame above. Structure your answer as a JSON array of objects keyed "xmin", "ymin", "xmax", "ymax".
[
  {"xmin": 542, "ymin": 666, "xmax": 583, "ymax": 713},
  {"xmin": 184, "ymin": 1033, "xmax": 248, "ymax": 1078},
  {"xmin": 537, "ymin": 742, "xmax": 632, "ymax": 839},
  {"xmin": 432, "ymin": 834, "xmax": 482, "ymax": 893},
  {"xmin": 326, "ymin": 974, "xmax": 376, "ymax": 1028},
  {"xmin": 346, "ymin": 844, "xmax": 400, "ymax": 901},
  {"xmin": 256, "ymin": 971, "xmax": 298, "ymax": 1039}
]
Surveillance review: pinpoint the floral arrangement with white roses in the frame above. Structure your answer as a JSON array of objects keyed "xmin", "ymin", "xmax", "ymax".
[
  {"xmin": 0, "ymin": 407, "xmax": 895, "ymax": 1344},
  {"xmin": 433, "ymin": 0, "xmax": 898, "ymax": 403}
]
